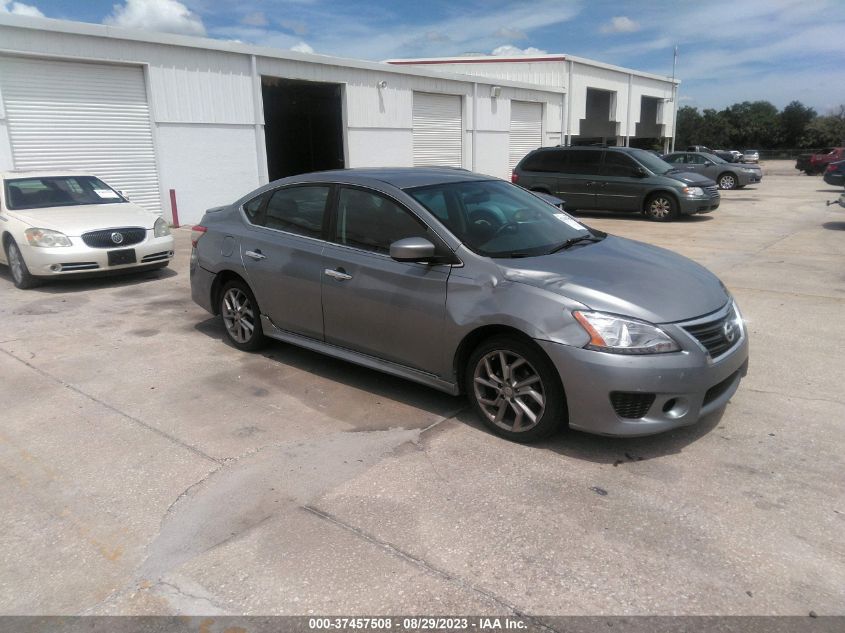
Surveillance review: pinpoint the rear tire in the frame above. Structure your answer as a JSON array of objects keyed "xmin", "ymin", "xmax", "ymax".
[
  {"xmin": 219, "ymin": 279, "xmax": 267, "ymax": 352},
  {"xmin": 644, "ymin": 193, "xmax": 678, "ymax": 221},
  {"xmin": 465, "ymin": 335, "xmax": 566, "ymax": 443},
  {"xmin": 4, "ymin": 239, "xmax": 40, "ymax": 289}
]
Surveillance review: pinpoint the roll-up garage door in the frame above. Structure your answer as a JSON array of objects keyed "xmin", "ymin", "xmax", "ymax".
[
  {"xmin": 0, "ymin": 56, "xmax": 162, "ymax": 214},
  {"xmin": 412, "ymin": 92, "xmax": 462, "ymax": 167},
  {"xmin": 509, "ymin": 101, "xmax": 543, "ymax": 170}
]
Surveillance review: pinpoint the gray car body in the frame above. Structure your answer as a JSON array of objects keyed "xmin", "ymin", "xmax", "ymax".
[
  {"xmin": 664, "ymin": 152, "xmax": 762, "ymax": 188},
  {"xmin": 513, "ymin": 146, "xmax": 721, "ymax": 216},
  {"xmin": 191, "ymin": 168, "xmax": 748, "ymax": 437}
]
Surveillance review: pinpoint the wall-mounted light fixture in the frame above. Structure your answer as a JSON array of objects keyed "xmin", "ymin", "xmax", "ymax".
[
  {"xmin": 490, "ymin": 85, "xmax": 502, "ymax": 99},
  {"xmin": 377, "ymin": 80, "xmax": 388, "ymax": 89}
]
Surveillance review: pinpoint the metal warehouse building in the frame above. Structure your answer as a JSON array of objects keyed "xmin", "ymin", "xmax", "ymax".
[
  {"xmin": 0, "ymin": 14, "xmax": 677, "ymax": 226},
  {"xmin": 389, "ymin": 55, "xmax": 678, "ymax": 151}
]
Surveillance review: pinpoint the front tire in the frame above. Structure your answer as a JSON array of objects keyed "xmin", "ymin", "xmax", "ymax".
[
  {"xmin": 4, "ymin": 239, "xmax": 40, "ymax": 289},
  {"xmin": 466, "ymin": 335, "xmax": 566, "ymax": 443},
  {"xmin": 644, "ymin": 193, "xmax": 678, "ymax": 221},
  {"xmin": 219, "ymin": 279, "xmax": 267, "ymax": 351},
  {"xmin": 718, "ymin": 173, "xmax": 738, "ymax": 190}
]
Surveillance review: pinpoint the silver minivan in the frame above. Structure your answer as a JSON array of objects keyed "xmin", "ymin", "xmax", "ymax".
[{"xmin": 190, "ymin": 168, "xmax": 748, "ymax": 442}]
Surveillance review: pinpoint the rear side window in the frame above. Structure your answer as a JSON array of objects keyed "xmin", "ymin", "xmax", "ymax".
[
  {"xmin": 252, "ymin": 186, "xmax": 329, "ymax": 238},
  {"xmin": 242, "ymin": 193, "xmax": 266, "ymax": 222},
  {"xmin": 520, "ymin": 151, "xmax": 566, "ymax": 172},
  {"xmin": 602, "ymin": 152, "xmax": 640, "ymax": 177},
  {"xmin": 663, "ymin": 154, "xmax": 685, "ymax": 164},
  {"xmin": 565, "ymin": 150, "xmax": 603, "ymax": 175},
  {"xmin": 335, "ymin": 187, "xmax": 428, "ymax": 254}
]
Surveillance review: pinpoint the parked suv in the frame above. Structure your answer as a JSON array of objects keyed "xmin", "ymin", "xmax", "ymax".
[{"xmin": 512, "ymin": 146, "xmax": 720, "ymax": 221}]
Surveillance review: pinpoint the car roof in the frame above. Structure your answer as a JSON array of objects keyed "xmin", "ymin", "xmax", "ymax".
[
  {"xmin": 279, "ymin": 167, "xmax": 498, "ymax": 190},
  {"xmin": 1, "ymin": 170, "xmax": 97, "ymax": 180}
]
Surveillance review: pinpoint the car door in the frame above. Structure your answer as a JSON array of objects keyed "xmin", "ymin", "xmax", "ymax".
[
  {"xmin": 556, "ymin": 149, "xmax": 602, "ymax": 210},
  {"xmin": 685, "ymin": 152, "xmax": 715, "ymax": 179},
  {"xmin": 596, "ymin": 151, "xmax": 647, "ymax": 211},
  {"xmin": 239, "ymin": 184, "xmax": 330, "ymax": 340},
  {"xmin": 321, "ymin": 185, "xmax": 451, "ymax": 375}
]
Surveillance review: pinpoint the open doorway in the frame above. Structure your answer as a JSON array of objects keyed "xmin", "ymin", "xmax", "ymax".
[{"xmin": 261, "ymin": 77, "xmax": 345, "ymax": 181}]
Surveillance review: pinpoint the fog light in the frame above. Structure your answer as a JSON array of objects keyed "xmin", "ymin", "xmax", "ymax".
[
  {"xmin": 662, "ymin": 398, "xmax": 677, "ymax": 413},
  {"xmin": 50, "ymin": 264, "xmax": 61, "ymax": 272}
]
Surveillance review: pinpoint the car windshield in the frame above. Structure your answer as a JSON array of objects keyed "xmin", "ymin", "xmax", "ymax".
[
  {"xmin": 4, "ymin": 176, "xmax": 126, "ymax": 210},
  {"xmin": 406, "ymin": 180, "xmax": 597, "ymax": 258},
  {"xmin": 627, "ymin": 149, "xmax": 675, "ymax": 175}
]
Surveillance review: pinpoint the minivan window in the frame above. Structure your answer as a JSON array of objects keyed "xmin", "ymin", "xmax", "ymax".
[
  {"xmin": 407, "ymin": 180, "xmax": 595, "ymax": 258},
  {"xmin": 564, "ymin": 149, "xmax": 602, "ymax": 175},
  {"xmin": 335, "ymin": 187, "xmax": 428, "ymax": 254},
  {"xmin": 256, "ymin": 186, "xmax": 329, "ymax": 238},
  {"xmin": 627, "ymin": 149, "xmax": 676, "ymax": 175},
  {"xmin": 602, "ymin": 152, "xmax": 640, "ymax": 177},
  {"xmin": 521, "ymin": 151, "xmax": 567, "ymax": 172}
]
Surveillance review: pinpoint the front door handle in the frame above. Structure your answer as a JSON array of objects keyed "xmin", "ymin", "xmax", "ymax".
[
  {"xmin": 325, "ymin": 268, "xmax": 352, "ymax": 281},
  {"xmin": 245, "ymin": 250, "xmax": 266, "ymax": 261}
]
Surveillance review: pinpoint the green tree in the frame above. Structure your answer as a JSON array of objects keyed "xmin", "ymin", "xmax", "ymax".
[
  {"xmin": 723, "ymin": 101, "xmax": 780, "ymax": 149},
  {"xmin": 779, "ymin": 101, "xmax": 816, "ymax": 149},
  {"xmin": 800, "ymin": 106, "xmax": 845, "ymax": 148},
  {"xmin": 675, "ymin": 105, "xmax": 701, "ymax": 148}
]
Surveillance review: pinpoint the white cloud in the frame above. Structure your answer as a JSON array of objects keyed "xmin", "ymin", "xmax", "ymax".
[
  {"xmin": 0, "ymin": 0, "xmax": 45, "ymax": 17},
  {"xmin": 280, "ymin": 19, "xmax": 308, "ymax": 36},
  {"xmin": 491, "ymin": 44, "xmax": 547, "ymax": 57},
  {"xmin": 240, "ymin": 11, "xmax": 267, "ymax": 27},
  {"xmin": 290, "ymin": 42, "xmax": 314, "ymax": 54},
  {"xmin": 494, "ymin": 27, "xmax": 527, "ymax": 40},
  {"xmin": 600, "ymin": 16, "xmax": 640, "ymax": 34},
  {"xmin": 104, "ymin": 0, "xmax": 206, "ymax": 36}
]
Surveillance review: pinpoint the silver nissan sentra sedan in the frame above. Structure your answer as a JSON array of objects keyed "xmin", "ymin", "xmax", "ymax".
[{"xmin": 190, "ymin": 168, "xmax": 748, "ymax": 443}]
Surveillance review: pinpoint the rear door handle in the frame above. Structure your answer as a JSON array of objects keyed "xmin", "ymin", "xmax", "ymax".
[
  {"xmin": 325, "ymin": 268, "xmax": 352, "ymax": 281},
  {"xmin": 245, "ymin": 250, "xmax": 266, "ymax": 261}
]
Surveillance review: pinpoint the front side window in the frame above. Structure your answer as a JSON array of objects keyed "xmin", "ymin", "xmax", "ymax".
[
  {"xmin": 663, "ymin": 154, "xmax": 686, "ymax": 164},
  {"xmin": 408, "ymin": 179, "xmax": 595, "ymax": 258},
  {"xmin": 255, "ymin": 186, "xmax": 329, "ymax": 238},
  {"xmin": 335, "ymin": 187, "xmax": 428, "ymax": 254},
  {"xmin": 4, "ymin": 176, "xmax": 126, "ymax": 210}
]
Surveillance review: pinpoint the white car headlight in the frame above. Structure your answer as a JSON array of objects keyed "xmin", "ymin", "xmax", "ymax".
[
  {"xmin": 573, "ymin": 311, "xmax": 680, "ymax": 354},
  {"xmin": 154, "ymin": 217, "xmax": 171, "ymax": 237},
  {"xmin": 681, "ymin": 186, "xmax": 704, "ymax": 198},
  {"xmin": 742, "ymin": 168, "xmax": 755, "ymax": 173},
  {"xmin": 24, "ymin": 228, "xmax": 72, "ymax": 248}
]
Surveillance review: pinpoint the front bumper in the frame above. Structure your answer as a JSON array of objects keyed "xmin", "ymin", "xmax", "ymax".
[
  {"xmin": 21, "ymin": 232, "xmax": 175, "ymax": 277},
  {"xmin": 679, "ymin": 195, "xmax": 720, "ymax": 215},
  {"xmin": 538, "ymin": 321, "xmax": 749, "ymax": 437}
]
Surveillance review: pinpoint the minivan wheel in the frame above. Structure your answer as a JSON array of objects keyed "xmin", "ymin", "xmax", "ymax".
[
  {"xmin": 718, "ymin": 173, "xmax": 737, "ymax": 190},
  {"xmin": 466, "ymin": 336, "xmax": 566, "ymax": 443},
  {"xmin": 219, "ymin": 279, "xmax": 267, "ymax": 351},
  {"xmin": 4, "ymin": 239, "xmax": 40, "ymax": 289},
  {"xmin": 644, "ymin": 194, "xmax": 677, "ymax": 221}
]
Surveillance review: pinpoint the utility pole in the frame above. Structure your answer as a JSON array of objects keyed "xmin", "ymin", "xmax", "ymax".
[{"xmin": 670, "ymin": 45, "xmax": 678, "ymax": 152}]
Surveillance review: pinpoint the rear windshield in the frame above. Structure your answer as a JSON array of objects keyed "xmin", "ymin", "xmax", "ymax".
[{"xmin": 4, "ymin": 176, "xmax": 126, "ymax": 210}]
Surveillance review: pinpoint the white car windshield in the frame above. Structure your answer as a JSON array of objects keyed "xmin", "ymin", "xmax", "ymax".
[{"xmin": 4, "ymin": 176, "xmax": 126, "ymax": 210}]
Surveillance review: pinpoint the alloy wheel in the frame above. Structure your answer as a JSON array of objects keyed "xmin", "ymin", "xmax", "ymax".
[
  {"xmin": 473, "ymin": 350, "xmax": 546, "ymax": 433},
  {"xmin": 221, "ymin": 287, "xmax": 256, "ymax": 344},
  {"xmin": 719, "ymin": 174, "xmax": 736, "ymax": 189},
  {"xmin": 648, "ymin": 197, "xmax": 672, "ymax": 218},
  {"xmin": 8, "ymin": 243, "xmax": 24, "ymax": 284}
]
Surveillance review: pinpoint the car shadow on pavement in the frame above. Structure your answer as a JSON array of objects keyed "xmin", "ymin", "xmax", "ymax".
[
  {"xmin": 194, "ymin": 316, "xmax": 465, "ymax": 425},
  {"xmin": 572, "ymin": 210, "xmax": 714, "ymax": 223},
  {"xmin": 822, "ymin": 221, "xmax": 845, "ymax": 231},
  {"xmin": 816, "ymin": 189, "xmax": 844, "ymax": 193},
  {"xmin": 0, "ymin": 265, "xmax": 176, "ymax": 293},
  {"xmin": 451, "ymin": 407, "xmax": 723, "ymax": 463}
]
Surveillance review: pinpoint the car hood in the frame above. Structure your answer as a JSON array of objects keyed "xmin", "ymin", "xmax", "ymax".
[
  {"xmin": 663, "ymin": 170, "xmax": 715, "ymax": 187},
  {"xmin": 8, "ymin": 203, "xmax": 157, "ymax": 235},
  {"xmin": 498, "ymin": 235, "xmax": 729, "ymax": 323}
]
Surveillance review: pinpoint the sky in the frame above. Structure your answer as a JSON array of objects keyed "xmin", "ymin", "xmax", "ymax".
[{"xmin": 3, "ymin": 0, "xmax": 844, "ymax": 114}]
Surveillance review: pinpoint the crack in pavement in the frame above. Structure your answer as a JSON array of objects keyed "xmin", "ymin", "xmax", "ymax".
[{"xmin": 0, "ymin": 347, "xmax": 221, "ymax": 466}]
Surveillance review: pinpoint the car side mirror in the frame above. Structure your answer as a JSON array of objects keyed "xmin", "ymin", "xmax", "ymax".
[{"xmin": 390, "ymin": 237, "xmax": 437, "ymax": 262}]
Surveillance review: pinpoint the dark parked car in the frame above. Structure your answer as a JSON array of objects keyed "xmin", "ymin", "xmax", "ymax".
[
  {"xmin": 512, "ymin": 146, "xmax": 720, "ymax": 222},
  {"xmin": 662, "ymin": 151, "xmax": 762, "ymax": 190},
  {"xmin": 190, "ymin": 168, "xmax": 748, "ymax": 442},
  {"xmin": 823, "ymin": 159, "xmax": 845, "ymax": 187}
]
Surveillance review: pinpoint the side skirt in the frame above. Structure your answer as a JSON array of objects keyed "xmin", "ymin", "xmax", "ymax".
[{"xmin": 260, "ymin": 315, "xmax": 460, "ymax": 396}]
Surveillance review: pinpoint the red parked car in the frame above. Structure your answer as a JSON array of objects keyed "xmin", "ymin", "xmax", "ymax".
[{"xmin": 796, "ymin": 147, "xmax": 845, "ymax": 175}]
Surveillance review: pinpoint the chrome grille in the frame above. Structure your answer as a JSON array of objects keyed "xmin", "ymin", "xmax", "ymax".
[
  {"xmin": 682, "ymin": 305, "xmax": 742, "ymax": 358},
  {"xmin": 81, "ymin": 227, "xmax": 146, "ymax": 248},
  {"xmin": 704, "ymin": 184, "xmax": 719, "ymax": 198}
]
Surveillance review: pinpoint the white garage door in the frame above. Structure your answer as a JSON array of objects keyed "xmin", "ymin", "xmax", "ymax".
[
  {"xmin": 412, "ymin": 92, "xmax": 462, "ymax": 167},
  {"xmin": 0, "ymin": 56, "xmax": 162, "ymax": 214},
  {"xmin": 509, "ymin": 101, "xmax": 543, "ymax": 170}
]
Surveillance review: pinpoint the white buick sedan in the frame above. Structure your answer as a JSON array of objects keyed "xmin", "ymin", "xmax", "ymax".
[{"xmin": 0, "ymin": 171, "xmax": 174, "ymax": 289}]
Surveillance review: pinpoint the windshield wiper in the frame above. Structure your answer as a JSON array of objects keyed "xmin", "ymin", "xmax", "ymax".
[{"xmin": 546, "ymin": 234, "xmax": 603, "ymax": 254}]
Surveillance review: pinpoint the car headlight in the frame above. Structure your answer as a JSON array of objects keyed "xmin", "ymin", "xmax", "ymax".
[
  {"xmin": 681, "ymin": 186, "xmax": 704, "ymax": 198},
  {"xmin": 154, "ymin": 217, "xmax": 171, "ymax": 237},
  {"xmin": 742, "ymin": 168, "xmax": 755, "ymax": 173},
  {"xmin": 573, "ymin": 311, "xmax": 680, "ymax": 354},
  {"xmin": 24, "ymin": 228, "xmax": 72, "ymax": 248}
]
